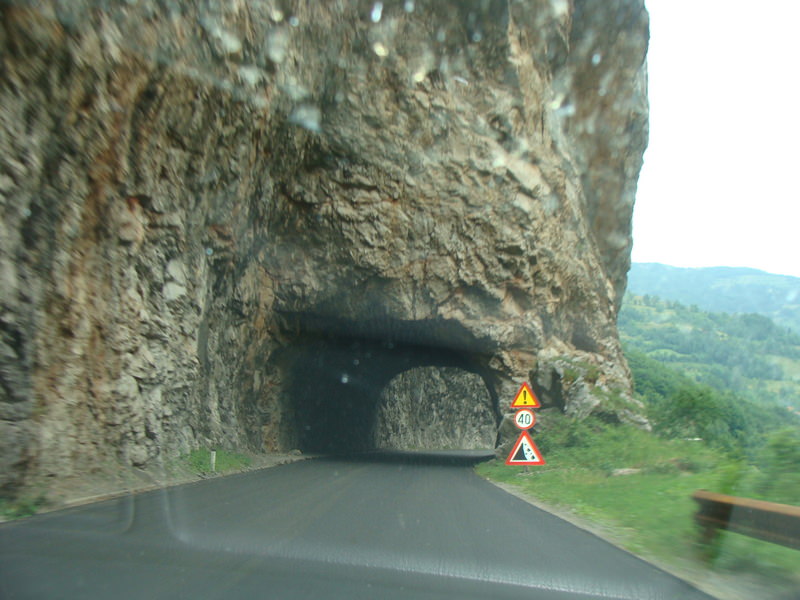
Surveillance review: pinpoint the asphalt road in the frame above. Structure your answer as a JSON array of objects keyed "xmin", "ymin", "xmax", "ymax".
[{"xmin": 0, "ymin": 451, "xmax": 715, "ymax": 599}]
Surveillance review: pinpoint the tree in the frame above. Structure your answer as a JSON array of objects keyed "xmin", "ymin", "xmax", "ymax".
[{"xmin": 756, "ymin": 428, "xmax": 800, "ymax": 504}]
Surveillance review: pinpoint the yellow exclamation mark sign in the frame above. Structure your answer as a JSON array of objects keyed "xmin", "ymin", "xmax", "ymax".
[{"xmin": 511, "ymin": 382, "xmax": 540, "ymax": 408}]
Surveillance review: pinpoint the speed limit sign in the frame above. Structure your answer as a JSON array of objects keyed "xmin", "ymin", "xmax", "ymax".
[{"xmin": 514, "ymin": 408, "xmax": 536, "ymax": 430}]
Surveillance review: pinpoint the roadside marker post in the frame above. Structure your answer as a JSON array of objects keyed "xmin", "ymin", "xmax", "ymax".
[{"xmin": 506, "ymin": 382, "xmax": 545, "ymax": 467}]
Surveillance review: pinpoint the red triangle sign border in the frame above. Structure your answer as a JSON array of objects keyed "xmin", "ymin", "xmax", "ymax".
[
  {"xmin": 510, "ymin": 381, "xmax": 540, "ymax": 408},
  {"xmin": 505, "ymin": 430, "xmax": 546, "ymax": 466}
]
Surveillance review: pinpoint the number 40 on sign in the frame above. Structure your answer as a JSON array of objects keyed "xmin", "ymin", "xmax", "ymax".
[{"xmin": 514, "ymin": 409, "xmax": 535, "ymax": 429}]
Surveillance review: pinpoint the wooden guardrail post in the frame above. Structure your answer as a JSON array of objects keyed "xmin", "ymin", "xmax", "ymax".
[{"xmin": 692, "ymin": 489, "xmax": 800, "ymax": 551}]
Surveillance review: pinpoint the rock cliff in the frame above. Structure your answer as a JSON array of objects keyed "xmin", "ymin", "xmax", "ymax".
[{"xmin": 0, "ymin": 0, "xmax": 649, "ymax": 495}]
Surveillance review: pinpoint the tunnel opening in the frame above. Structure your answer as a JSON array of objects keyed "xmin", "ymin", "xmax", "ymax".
[{"xmin": 273, "ymin": 314, "xmax": 499, "ymax": 455}]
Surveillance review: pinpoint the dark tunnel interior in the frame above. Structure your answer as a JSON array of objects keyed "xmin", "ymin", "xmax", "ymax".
[{"xmin": 275, "ymin": 315, "xmax": 499, "ymax": 454}]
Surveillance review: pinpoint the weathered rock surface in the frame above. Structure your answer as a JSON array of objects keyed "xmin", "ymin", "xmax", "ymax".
[
  {"xmin": 375, "ymin": 367, "xmax": 495, "ymax": 450},
  {"xmin": 0, "ymin": 0, "xmax": 649, "ymax": 494}
]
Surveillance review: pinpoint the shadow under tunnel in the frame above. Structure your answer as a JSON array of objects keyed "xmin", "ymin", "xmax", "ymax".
[{"xmin": 275, "ymin": 314, "xmax": 499, "ymax": 454}]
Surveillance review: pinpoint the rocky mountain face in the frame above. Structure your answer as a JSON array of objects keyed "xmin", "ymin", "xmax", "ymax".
[{"xmin": 0, "ymin": 0, "xmax": 649, "ymax": 495}]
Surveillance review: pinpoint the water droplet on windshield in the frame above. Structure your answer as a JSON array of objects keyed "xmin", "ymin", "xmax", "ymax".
[
  {"xmin": 289, "ymin": 16, "xmax": 299, "ymax": 27},
  {"xmin": 289, "ymin": 104, "xmax": 322, "ymax": 132},
  {"xmin": 205, "ymin": 248, "xmax": 213, "ymax": 256},
  {"xmin": 548, "ymin": 93, "xmax": 565, "ymax": 110},
  {"xmin": 371, "ymin": 2, "xmax": 383, "ymax": 23},
  {"xmin": 471, "ymin": 31, "xmax": 482, "ymax": 43},
  {"xmin": 281, "ymin": 77, "xmax": 310, "ymax": 101},
  {"xmin": 404, "ymin": 1, "xmax": 415, "ymax": 13},
  {"xmin": 591, "ymin": 52, "xmax": 602, "ymax": 66},
  {"xmin": 267, "ymin": 28, "xmax": 290, "ymax": 63},
  {"xmin": 549, "ymin": 93, "xmax": 575, "ymax": 117},
  {"xmin": 218, "ymin": 30, "xmax": 241, "ymax": 55},
  {"xmin": 555, "ymin": 103, "xmax": 575, "ymax": 117},
  {"xmin": 372, "ymin": 42, "xmax": 389, "ymax": 57},
  {"xmin": 550, "ymin": 0, "xmax": 569, "ymax": 19},
  {"xmin": 410, "ymin": 49, "xmax": 434, "ymax": 84},
  {"xmin": 238, "ymin": 65, "xmax": 263, "ymax": 87},
  {"xmin": 353, "ymin": 359, "xmax": 360, "ymax": 366},
  {"xmin": 340, "ymin": 374, "xmax": 350, "ymax": 384}
]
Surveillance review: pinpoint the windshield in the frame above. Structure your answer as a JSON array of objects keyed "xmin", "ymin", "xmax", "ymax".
[{"xmin": 1, "ymin": 1, "xmax": 798, "ymax": 599}]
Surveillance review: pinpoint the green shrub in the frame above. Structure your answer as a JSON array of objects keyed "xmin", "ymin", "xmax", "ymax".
[
  {"xmin": 537, "ymin": 413, "xmax": 599, "ymax": 453},
  {"xmin": 0, "ymin": 495, "xmax": 48, "ymax": 520},
  {"xmin": 181, "ymin": 448, "xmax": 251, "ymax": 475},
  {"xmin": 713, "ymin": 460, "xmax": 748, "ymax": 495},
  {"xmin": 755, "ymin": 428, "xmax": 800, "ymax": 504}
]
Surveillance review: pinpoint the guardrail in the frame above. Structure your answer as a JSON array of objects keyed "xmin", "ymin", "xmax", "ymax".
[{"xmin": 692, "ymin": 490, "xmax": 800, "ymax": 550}]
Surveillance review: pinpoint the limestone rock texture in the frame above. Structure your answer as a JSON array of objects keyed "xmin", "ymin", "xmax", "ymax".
[
  {"xmin": 375, "ymin": 367, "xmax": 495, "ymax": 450},
  {"xmin": 0, "ymin": 0, "xmax": 649, "ymax": 494}
]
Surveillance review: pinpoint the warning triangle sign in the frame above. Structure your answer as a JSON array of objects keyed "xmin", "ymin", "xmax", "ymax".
[
  {"xmin": 505, "ymin": 431, "xmax": 546, "ymax": 466},
  {"xmin": 510, "ymin": 382, "xmax": 540, "ymax": 408}
]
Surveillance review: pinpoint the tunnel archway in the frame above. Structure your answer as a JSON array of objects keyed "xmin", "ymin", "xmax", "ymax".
[{"xmin": 273, "ymin": 314, "xmax": 499, "ymax": 454}]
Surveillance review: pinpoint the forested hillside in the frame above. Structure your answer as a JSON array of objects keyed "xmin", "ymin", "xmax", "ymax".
[
  {"xmin": 619, "ymin": 293, "xmax": 800, "ymax": 506},
  {"xmin": 627, "ymin": 263, "xmax": 800, "ymax": 334},
  {"xmin": 619, "ymin": 293, "xmax": 800, "ymax": 412},
  {"xmin": 618, "ymin": 292, "xmax": 800, "ymax": 502},
  {"xmin": 479, "ymin": 291, "xmax": 800, "ymax": 596},
  {"xmin": 481, "ymin": 293, "xmax": 800, "ymax": 595}
]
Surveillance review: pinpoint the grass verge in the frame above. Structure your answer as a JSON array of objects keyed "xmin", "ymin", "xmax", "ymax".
[
  {"xmin": 179, "ymin": 447, "xmax": 252, "ymax": 476},
  {"xmin": 0, "ymin": 495, "xmax": 49, "ymax": 520},
  {"xmin": 476, "ymin": 416, "xmax": 800, "ymax": 599}
]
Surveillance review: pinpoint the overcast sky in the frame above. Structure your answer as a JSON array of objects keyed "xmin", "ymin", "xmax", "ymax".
[{"xmin": 631, "ymin": 0, "xmax": 800, "ymax": 278}]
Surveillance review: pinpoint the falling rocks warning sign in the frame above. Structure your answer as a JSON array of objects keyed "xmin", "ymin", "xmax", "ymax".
[{"xmin": 505, "ymin": 430, "xmax": 546, "ymax": 466}]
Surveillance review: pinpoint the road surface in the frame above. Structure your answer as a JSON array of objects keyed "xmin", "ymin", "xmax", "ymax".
[{"xmin": 0, "ymin": 451, "xmax": 714, "ymax": 599}]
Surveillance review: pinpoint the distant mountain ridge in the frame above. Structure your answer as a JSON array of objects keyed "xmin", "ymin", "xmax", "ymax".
[
  {"xmin": 619, "ymin": 293, "xmax": 800, "ymax": 410},
  {"xmin": 627, "ymin": 263, "xmax": 800, "ymax": 334}
]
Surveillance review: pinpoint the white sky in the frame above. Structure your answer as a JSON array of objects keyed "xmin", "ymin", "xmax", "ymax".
[{"xmin": 631, "ymin": 0, "xmax": 800, "ymax": 277}]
